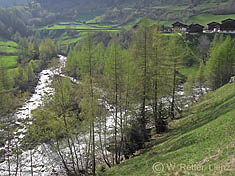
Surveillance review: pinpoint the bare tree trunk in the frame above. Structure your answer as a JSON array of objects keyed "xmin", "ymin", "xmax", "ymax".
[
  {"xmin": 104, "ymin": 110, "xmax": 111, "ymax": 167},
  {"xmin": 87, "ymin": 34, "xmax": 96, "ymax": 176},
  {"xmin": 15, "ymin": 142, "xmax": 19, "ymax": 176},
  {"xmin": 30, "ymin": 150, "xmax": 33, "ymax": 176},
  {"xmin": 89, "ymin": 77, "xmax": 95, "ymax": 176},
  {"xmin": 154, "ymin": 80, "xmax": 158, "ymax": 132},
  {"xmin": 76, "ymin": 136, "xmax": 85, "ymax": 172},
  {"xmin": 7, "ymin": 115, "xmax": 11, "ymax": 176},
  {"xmin": 171, "ymin": 61, "xmax": 176, "ymax": 120},
  {"xmin": 85, "ymin": 125, "xmax": 92, "ymax": 175},
  {"xmin": 98, "ymin": 114, "xmax": 111, "ymax": 168},
  {"xmin": 92, "ymin": 120, "xmax": 95, "ymax": 176},
  {"xmin": 55, "ymin": 140, "xmax": 71, "ymax": 174},
  {"xmin": 62, "ymin": 113, "xmax": 78, "ymax": 175},
  {"xmin": 114, "ymin": 42, "xmax": 119, "ymax": 165},
  {"xmin": 71, "ymin": 137, "xmax": 81, "ymax": 175},
  {"xmin": 67, "ymin": 137, "xmax": 77, "ymax": 175},
  {"xmin": 124, "ymin": 69, "xmax": 130, "ymax": 128},
  {"xmin": 119, "ymin": 95, "xmax": 123, "ymax": 163},
  {"xmin": 141, "ymin": 25, "xmax": 148, "ymax": 141}
]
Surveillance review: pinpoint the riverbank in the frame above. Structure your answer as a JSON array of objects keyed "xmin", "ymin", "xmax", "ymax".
[{"xmin": 0, "ymin": 55, "xmax": 67, "ymax": 176}]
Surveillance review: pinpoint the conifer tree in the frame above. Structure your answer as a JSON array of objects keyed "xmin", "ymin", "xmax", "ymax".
[
  {"xmin": 130, "ymin": 18, "xmax": 153, "ymax": 141},
  {"xmin": 150, "ymin": 28, "xmax": 168, "ymax": 133},
  {"xmin": 104, "ymin": 37, "xmax": 124, "ymax": 164},
  {"xmin": 206, "ymin": 36, "xmax": 235, "ymax": 90},
  {"xmin": 167, "ymin": 35, "xmax": 185, "ymax": 119},
  {"xmin": 78, "ymin": 34, "xmax": 98, "ymax": 175}
]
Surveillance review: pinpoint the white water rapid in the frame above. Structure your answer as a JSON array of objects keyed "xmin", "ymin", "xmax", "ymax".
[{"xmin": 0, "ymin": 55, "xmax": 67, "ymax": 176}]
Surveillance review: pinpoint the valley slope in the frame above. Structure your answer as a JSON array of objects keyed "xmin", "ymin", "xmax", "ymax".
[{"xmin": 103, "ymin": 83, "xmax": 235, "ymax": 176}]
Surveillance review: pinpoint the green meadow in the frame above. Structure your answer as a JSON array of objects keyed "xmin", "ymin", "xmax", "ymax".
[
  {"xmin": 0, "ymin": 56, "xmax": 18, "ymax": 69},
  {"xmin": 0, "ymin": 40, "xmax": 18, "ymax": 54},
  {"xmin": 41, "ymin": 22, "xmax": 120, "ymax": 31},
  {"xmin": 187, "ymin": 14, "xmax": 235, "ymax": 26},
  {"xmin": 103, "ymin": 83, "xmax": 235, "ymax": 176},
  {"xmin": 0, "ymin": 40, "xmax": 18, "ymax": 70}
]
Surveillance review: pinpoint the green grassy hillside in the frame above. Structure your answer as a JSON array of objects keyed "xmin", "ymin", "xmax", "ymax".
[
  {"xmin": 187, "ymin": 14, "xmax": 235, "ymax": 26},
  {"xmin": 0, "ymin": 56, "xmax": 17, "ymax": 68},
  {"xmin": 0, "ymin": 41, "xmax": 18, "ymax": 55},
  {"xmin": 34, "ymin": 0, "xmax": 233, "ymax": 26},
  {"xmin": 34, "ymin": 0, "xmax": 235, "ymax": 45},
  {"xmin": 0, "ymin": 40, "xmax": 19, "ymax": 76},
  {"xmin": 103, "ymin": 83, "xmax": 235, "ymax": 176}
]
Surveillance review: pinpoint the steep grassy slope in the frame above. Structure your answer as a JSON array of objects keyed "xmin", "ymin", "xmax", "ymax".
[
  {"xmin": 103, "ymin": 83, "xmax": 235, "ymax": 176},
  {"xmin": 187, "ymin": 14, "xmax": 235, "ymax": 26},
  {"xmin": 0, "ymin": 40, "xmax": 18, "ymax": 68},
  {"xmin": 0, "ymin": 41, "xmax": 18, "ymax": 55},
  {"xmin": 0, "ymin": 40, "xmax": 19, "ymax": 77}
]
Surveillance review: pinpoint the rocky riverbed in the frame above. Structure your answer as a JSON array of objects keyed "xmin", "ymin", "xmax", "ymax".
[{"xmin": 0, "ymin": 55, "xmax": 67, "ymax": 176}]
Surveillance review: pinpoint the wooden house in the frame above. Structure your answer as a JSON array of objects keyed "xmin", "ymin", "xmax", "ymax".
[
  {"xmin": 187, "ymin": 24, "xmax": 204, "ymax": 33},
  {"xmin": 221, "ymin": 18, "xmax": 234, "ymax": 23},
  {"xmin": 162, "ymin": 26, "xmax": 173, "ymax": 33},
  {"xmin": 207, "ymin": 22, "xmax": 220, "ymax": 31},
  {"xmin": 220, "ymin": 19, "xmax": 235, "ymax": 31},
  {"xmin": 172, "ymin": 22, "xmax": 188, "ymax": 32}
]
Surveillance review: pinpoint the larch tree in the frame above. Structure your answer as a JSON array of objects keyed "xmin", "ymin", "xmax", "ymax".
[
  {"xmin": 150, "ymin": 27, "xmax": 168, "ymax": 133},
  {"xmin": 39, "ymin": 39, "xmax": 57, "ymax": 66},
  {"xmin": 66, "ymin": 47, "xmax": 80, "ymax": 79},
  {"xmin": 27, "ymin": 76, "xmax": 84, "ymax": 175},
  {"xmin": 167, "ymin": 35, "xmax": 185, "ymax": 120},
  {"xmin": 78, "ymin": 34, "xmax": 100, "ymax": 176},
  {"xmin": 104, "ymin": 37, "xmax": 124, "ymax": 164},
  {"xmin": 130, "ymin": 17, "xmax": 153, "ymax": 141},
  {"xmin": 206, "ymin": 36, "xmax": 235, "ymax": 90}
]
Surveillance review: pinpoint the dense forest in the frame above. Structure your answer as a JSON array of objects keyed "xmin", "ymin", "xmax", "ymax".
[{"xmin": 0, "ymin": 0, "xmax": 235, "ymax": 175}]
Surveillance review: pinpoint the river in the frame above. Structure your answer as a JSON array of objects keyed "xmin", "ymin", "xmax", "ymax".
[
  {"xmin": 0, "ymin": 55, "xmax": 206, "ymax": 175},
  {"xmin": 0, "ymin": 55, "xmax": 67, "ymax": 176}
]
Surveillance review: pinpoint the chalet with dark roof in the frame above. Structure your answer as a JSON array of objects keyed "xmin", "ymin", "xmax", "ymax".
[
  {"xmin": 221, "ymin": 18, "xmax": 234, "ymax": 23},
  {"xmin": 220, "ymin": 18, "xmax": 235, "ymax": 31},
  {"xmin": 187, "ymin": 24, "xmax": 204, "ymax": 33},
  {"xmin": 207, "ymin": 22, "xmax": 220, "ymax": 31},
  {"xmin": 172, "ymin": 22, "xmax": 188, "ymax": 32}
]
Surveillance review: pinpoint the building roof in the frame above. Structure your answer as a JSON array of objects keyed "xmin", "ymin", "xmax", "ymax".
[
  {"xmin": 222, "ymin": 18, "xmax": 235, "ymax": 23},
  {"xmin": 188, "ymin": 24, "xmax": 204, "ymax": 28},
  {"xmin": 172, "ymin": 21, "xmax": 188, "ymax": 28},
  {"xmin": 207, "ymin": 22, "xmax": 220, "ymax": 26}
]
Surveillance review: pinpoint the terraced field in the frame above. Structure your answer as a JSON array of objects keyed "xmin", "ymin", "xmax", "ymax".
[
  {"xmin": 0, "ymin": 56, "xmax": 18, "ymax": 69},
  {"xmin": 0, "ymin": 41, "xmax": 18, "ymax": 55},
  {"xmin": 0, "ymin": 40, "xmax": 19, "ymax": 71},
  {"xmin": 39, "ymin": 21, "xmax": 122, "ymax": 45},
  {"xmin": 41, "ymin": 21, "xmax": 120, "ymax": 31}
]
